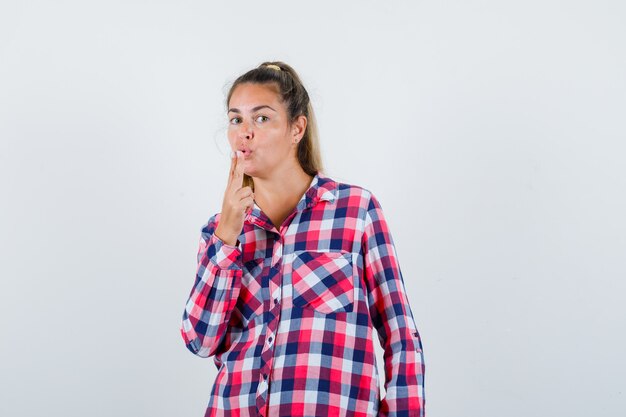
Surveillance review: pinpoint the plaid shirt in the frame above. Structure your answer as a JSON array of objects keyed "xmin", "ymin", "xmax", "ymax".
[{"xmin": 180, "ymin": 172, "xmax": 425, "ymax": 417}]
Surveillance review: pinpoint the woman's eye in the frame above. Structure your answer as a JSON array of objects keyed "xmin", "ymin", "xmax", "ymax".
[
  {"xmin": 256, "ymin": 115, "xmax": 269, "ymax": 123},
  {"xmin": 229, "ymin": 117, "xmax": 241, "ymax": 124}
]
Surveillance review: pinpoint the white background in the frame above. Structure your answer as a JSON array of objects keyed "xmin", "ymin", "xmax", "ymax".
[{"xmin": 1, "ymin": 1, "xmax": 625, "ymax": 416}]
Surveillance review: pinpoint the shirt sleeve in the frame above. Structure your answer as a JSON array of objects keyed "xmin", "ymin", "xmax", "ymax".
[
  {"xmin": 180, "ymin": 213, "xmax": 243, "ymax": 358},
  {"xmin": 362, "ymin": 192, "xmax": 426, "ymax": 417}
]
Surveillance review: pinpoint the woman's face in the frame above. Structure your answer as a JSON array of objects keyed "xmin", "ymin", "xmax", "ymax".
[{"xmin": 227, "ymin": 82, "xmax": 304, "ymax": 179}]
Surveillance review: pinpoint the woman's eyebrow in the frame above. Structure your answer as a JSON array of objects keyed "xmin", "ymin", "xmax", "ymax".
[{"xmin": 228, "ymin": 105, "xmax": 277, "ymax": 113}]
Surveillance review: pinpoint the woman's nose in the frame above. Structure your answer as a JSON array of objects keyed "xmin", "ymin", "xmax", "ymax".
[{"xmin": 239, "ymin": 120, "xmax": 253, "ymax": 140}]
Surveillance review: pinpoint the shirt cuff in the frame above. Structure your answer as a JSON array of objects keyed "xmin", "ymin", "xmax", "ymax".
[{"xmin": 208, "ymin": 233, "xmax": 242, "ymax": 270}]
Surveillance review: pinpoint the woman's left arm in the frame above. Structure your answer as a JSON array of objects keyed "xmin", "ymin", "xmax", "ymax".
[{"xmin": 361, "ymin": 191, "xmax": 426, "ymax": 417}]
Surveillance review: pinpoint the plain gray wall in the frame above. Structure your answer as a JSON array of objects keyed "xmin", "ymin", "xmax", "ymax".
[{"xmin": 1, "ymin": 1, "xmax": 624, "ymax": 416}]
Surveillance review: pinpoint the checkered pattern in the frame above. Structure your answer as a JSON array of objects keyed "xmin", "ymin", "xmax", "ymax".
[{"xmin": 180, "ymin": 172, "xmax": 425, "ymax": 417}]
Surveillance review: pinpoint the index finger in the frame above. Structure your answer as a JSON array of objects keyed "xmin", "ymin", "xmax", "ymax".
[
  {"xmin": 227, "ymin": 150, "xmax": 237, "ymax": 185},
  {"xmin": 230, "ymin": 150, "xmax": 245, "ymax": 190}
]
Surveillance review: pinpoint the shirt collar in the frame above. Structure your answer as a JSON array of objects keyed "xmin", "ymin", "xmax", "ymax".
[
  {"xmin": 301, "ymin": 171, "xmax": 338, "ymax": 209},
  {"xmin": 245, "ymin": 172, "xmax": 338, "ymax": 228}
]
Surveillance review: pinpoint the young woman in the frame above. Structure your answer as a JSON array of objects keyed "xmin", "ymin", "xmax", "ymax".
[{"xmin": 180, "ymin": 61, "xmax": 425, "ymax": 417}]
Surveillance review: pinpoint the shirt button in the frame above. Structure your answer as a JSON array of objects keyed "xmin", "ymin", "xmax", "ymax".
[
  {"xmin": 263, "ymin": 373, "xmax": 267, "ymax": 380},
  {"xmin": 273, "ymin": 298, "xmax": 279, "ymax": 305}
]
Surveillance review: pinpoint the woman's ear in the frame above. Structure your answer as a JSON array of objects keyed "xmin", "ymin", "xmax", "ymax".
[{"xmin": 291, "ymin": 115, "xmax": 307, "ymax": 143}]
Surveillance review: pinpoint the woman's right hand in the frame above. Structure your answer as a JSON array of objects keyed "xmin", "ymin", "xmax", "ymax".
[{"xmin": 214, "ymin": 150, "xmax": 254, "ymax": 246}]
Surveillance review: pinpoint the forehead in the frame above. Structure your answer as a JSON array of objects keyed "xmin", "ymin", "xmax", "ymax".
[{"xmin": 229, "ymin": 83, "xmax": 283, "ymax": 110}]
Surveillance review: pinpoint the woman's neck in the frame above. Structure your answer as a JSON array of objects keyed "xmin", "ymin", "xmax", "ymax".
[{"xmin": 252, "ymin": 165, "xmax": 315, "ymax": 227}]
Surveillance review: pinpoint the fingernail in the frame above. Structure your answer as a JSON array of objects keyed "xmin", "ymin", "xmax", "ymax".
[
  {"xmin": 236, "ymin": 150, "xmax": 242, "ymax": 158},
  {"xmin": 230, "ymin": 150, "xmax": 235, "ymax": 158}
]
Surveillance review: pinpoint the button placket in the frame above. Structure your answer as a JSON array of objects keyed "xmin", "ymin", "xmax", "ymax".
[
  {"xmin": 269, "ymin": 237, "xmax": 283, "ymax": 311},
  {"xmin": 257, "ymin": 233, "xmax": 285, "ymax": 417}
]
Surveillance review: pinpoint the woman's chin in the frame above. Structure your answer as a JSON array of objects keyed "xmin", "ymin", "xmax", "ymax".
[{"xmin": 242, "ymin": 165, "xmax": 256, "ymax": 177}]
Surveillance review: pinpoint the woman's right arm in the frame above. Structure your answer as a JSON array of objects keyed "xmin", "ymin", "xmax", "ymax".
[
  {"xmin": 181, "ymin": 150, "xmax": 252, "ymax": 358},
  {"xmin": 180, "ymin": 213, "xmax": 243, "ymax": 358}
]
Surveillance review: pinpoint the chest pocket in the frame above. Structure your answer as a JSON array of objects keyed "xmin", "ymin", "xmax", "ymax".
[{"xmin": 291, "ymin": 250, "xmax": 355, "ymax": 314}]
